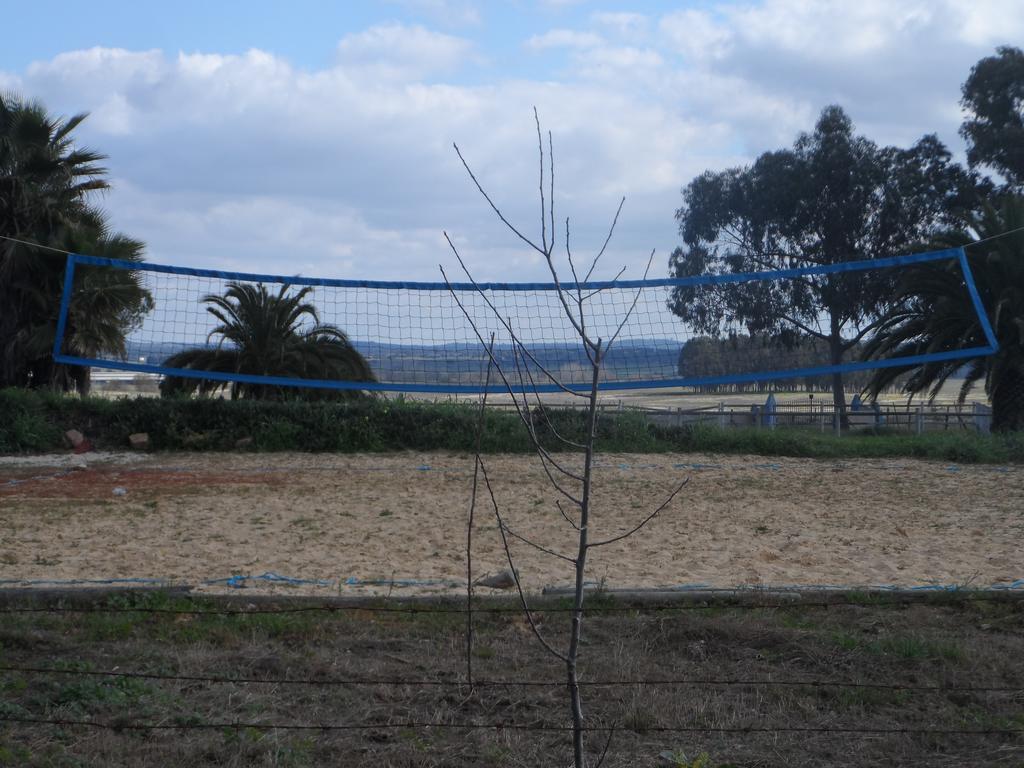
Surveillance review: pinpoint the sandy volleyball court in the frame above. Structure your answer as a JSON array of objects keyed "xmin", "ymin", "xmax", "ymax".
[{"xmin": 1, "ymin": 451, "xmax": 1021, "ymax": 595}]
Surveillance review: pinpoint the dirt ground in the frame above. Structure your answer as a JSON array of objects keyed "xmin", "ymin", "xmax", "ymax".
[{"xmin": 1, "ymin": 451, "xmax": 1021, "ymax": 595}]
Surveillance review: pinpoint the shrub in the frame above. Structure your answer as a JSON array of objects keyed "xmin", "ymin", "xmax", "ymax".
[{"xmin": 0, "ymin": 388, "xmax": 1021, "ymax": 463}]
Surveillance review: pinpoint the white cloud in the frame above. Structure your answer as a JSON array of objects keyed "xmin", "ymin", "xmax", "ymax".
[
  {"xmin": 336, "ymin": 24, "xmax": 474, "ymax": 80},
  {"xmin": 725, "ymin": 0, "xmax": 935, "ymax": 59},
  {"xmin": 526, "ymin": 29, "xmax": 604, "ymax": 50},
  {"xmin": 947, "ymin": 0, "xmax": 1024, "ymax": 45},
  {"xmin": 572, "ymin": 45, "xmax": 666, "ymax": 86},
  {"xmin": 659, "ymin": 10, "xmax": 733, "ymax": 62},
  {"xmin": 384, "ymin": 0, "xmax": 481, "ymax": 26},
  {"xmin": 9, "ymin": 44, "xmax": 709, "ymax": 283},
  {"xmin": 650, "ymin": 0, "xmax": 1023, "ymax": 149},
  {"xmin": 2, "ymin": 2, "xmax": 1015, "ymax": 288},
  {"xmin": 591, "ymin": 12, "xmax": 649, "ymax": 40},
  {"xmin": 27, "ymin": 46, "xmax": 166, "ymax": 84},
  {"xmin": 105, "ymin": 181, "xmax": 452, "ymax": 280}
]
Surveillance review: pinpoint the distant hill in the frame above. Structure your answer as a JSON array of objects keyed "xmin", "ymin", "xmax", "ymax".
[
  {"xmin": 116, "ymin": 335, "xmax": 929, "ymax": 394},
  {"xmin": 126, "ymin": 338, "xmax": 683, "ymax": 387}
]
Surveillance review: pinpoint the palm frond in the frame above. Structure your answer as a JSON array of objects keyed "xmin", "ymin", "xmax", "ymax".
[
  {"xmin": 864, "ymin": 194, "xmax": 1024, "ymax": 428},
  {"xmin": 160, "ymin": 281, "xmax": 375, "ymax": 400}
]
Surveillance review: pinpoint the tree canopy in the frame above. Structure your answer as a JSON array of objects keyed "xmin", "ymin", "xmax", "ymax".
[
  {"xmin": 0, "ymin": 93, "xmax": 150, "ymax": 392},
  {"xmin": 668, "ymin": 105, "xmax": 977, "ymax": 422},
  {"xmin": 961, "ymin": 46, "xmax": 1024, "ymax": 190},
  {"xmin": 678, "ymin": 333, "xmax": 882, "ymax": 394},
  {"xmin": 160, "ymin": 282, "xmax": 375, "ymax": 400},
  {"xmin": 864, "ymin": 195, "xmax": 1024, "ymax": 432}
]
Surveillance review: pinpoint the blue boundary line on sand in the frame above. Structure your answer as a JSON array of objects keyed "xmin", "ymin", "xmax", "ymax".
[{"xmin": 53, "ymin": 247, "xmax": 998, "ymax": 394}]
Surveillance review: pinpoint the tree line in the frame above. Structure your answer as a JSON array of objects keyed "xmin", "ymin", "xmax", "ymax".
[
  {"xmin": 669, "ymin": 46, "xmax": 1024, "ymax": 431},
  {"xmin": 677, "ymin": 334, "xmax": 894, "ymax": 394}
]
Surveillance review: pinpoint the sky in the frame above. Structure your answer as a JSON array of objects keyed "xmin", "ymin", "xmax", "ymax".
[{"xmin": 2, "ymin": 0, "xmax": 1022, "ymax": 285}]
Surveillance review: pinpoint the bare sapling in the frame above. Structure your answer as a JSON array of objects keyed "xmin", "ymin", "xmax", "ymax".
[{"xmin": 443, "ymin": 110, "xmax": 689, "ymax": 767}]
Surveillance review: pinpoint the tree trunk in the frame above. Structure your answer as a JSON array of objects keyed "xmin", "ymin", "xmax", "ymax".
[
  {"xmin": 73, "ymin": 365, "xmax": 91, "ymax": 397},
  {"xmin": 991, "ymin": 365, "xmax": 1024, "ymax": 433},
  {"xmin": 828, "ymin": 316, "xmax": 848, "ymax": 430},
  {"xmin": 567, "ymin": 344, "xmax": 602, "ymax": 768}
]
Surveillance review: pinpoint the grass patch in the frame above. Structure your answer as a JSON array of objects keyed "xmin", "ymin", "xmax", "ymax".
[
  {"xmin": 869, "ymin": 635, "xmax": 966, "ymax": 662},
  {"xmin": 830, "ymin": 630, "xmax": 966, "ymax": 662},
  {"xmin": 0, "ymin": 592, "xmax": 1020, "ymax": 766},
  {"xmin": 653, "ymin": 422, "xmax": 1024, "ymax": 464}
]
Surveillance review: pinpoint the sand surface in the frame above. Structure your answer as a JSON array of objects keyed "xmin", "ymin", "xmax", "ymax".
[{"xmin": 1, "ymin": 451, "xmax": 1021, "ymax": 595}]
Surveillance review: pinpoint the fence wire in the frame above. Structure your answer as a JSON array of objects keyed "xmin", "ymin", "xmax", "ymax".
[
  {"xmin": 2, "ymin": 664, "xmax": 1020, "ymax": 693},
  {"xmin": 2, "ymin": 714, "xmax": 1021, "ymax": 737},
  {"xmin": 0, "ymin": 594, "xmax": 1017, "ymax": 615}
]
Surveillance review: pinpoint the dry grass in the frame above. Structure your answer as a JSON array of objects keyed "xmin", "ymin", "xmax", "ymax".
[{"xmin": 0, "ymin": 592, "xmax": 1021, "ymax": 766}]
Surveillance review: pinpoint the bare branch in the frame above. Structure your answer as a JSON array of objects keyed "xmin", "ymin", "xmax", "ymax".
[
  {"xmin": 441, "ymin": 243, "xmax": 588, "ymax": 399},
  {"xmin": 453, "ymin": 115, "xmax": 598, "ymax": 355},
  {"xmin": 548, "ymin": 129, "xmax": 555, "ymax": 258},
  {"xmin": 556, "ymin": 499, "xmax": 580, "ymax": 531},
  {"xmin": 465, "ymin": 333, "xmax": 496, "ymax": 687},
  {"xmin": 534, "ymin": 107, "xmax": 548, "ymax": 253},
  {"xmin": 515, "ymin": 348, "xmax": 587, "ymax": 450},
  {"xmin": 541, "ymin": 250, "xmax": 594, "ymax": 350},
  {"xmin": 535, "ymin": 444, "xmax": 584, "ymax": 481},
  {"xmin": 605, "ymin": 249, "xmax": 655, "ymax": 352},
  {"xmin": 535, "ymin": 452, "xmax": 585, "ymax": 508},
  {"xmin": 499, "ymin": 520, "xmax": 576, "ymax": 564},
  {"xmin": 438, "ymin": 279, "xmax": 587, "ymax": 507},
  {"xmin": 583, "ymin": 196, "xmax": 626, "ymax": 283},
  {"xmin": 479, "ymin": 458, "xmax": 568, "ymax": 663},
  {"xmin": 780, "ymin": 313, "xmax": 829, "ymax": 341},
  {"xmin": 564, "ymin": 217, "xmax": 596, "ymax": 366},
  {"xmin": 565, "ymin": 217, "xmax": 582, "ymax": 291},
  {"xmin": 507, "ymin": 343, "xmax": 586, "ymax": 482},
  {"xmin": 581, "ymin": 265, "xmax": 627, "ymax": 302},
  {"xmin": 589, "ymin": 476, "xmax": 689, "ymax": 549},
  {"xmin": 449, "ymin": 331, "xmax": 583, "ymax": 506},
  {"xmin": 452, "ymin": 143, "xmax": 546, "ymax": 257},
  {"xmin": 593, "ymin": 726, "xmax": 615, "ymax": 768}
]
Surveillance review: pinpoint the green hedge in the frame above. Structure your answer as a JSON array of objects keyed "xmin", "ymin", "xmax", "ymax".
[{"xmin": 1, "ymin": 388, "xmax": 1021, "ymax": 463}]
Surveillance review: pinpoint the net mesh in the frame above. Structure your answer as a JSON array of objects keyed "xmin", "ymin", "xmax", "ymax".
[{"xmin": 53, "ymin": 249, "xmax": 995, "ymax": 393}]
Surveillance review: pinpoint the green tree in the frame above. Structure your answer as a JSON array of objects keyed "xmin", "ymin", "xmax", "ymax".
[
  {"xmin": 864, "ymin": 196, "xmax": 1024, "ymax": 432},
  {"xmin": 678, "ymin": 333, "xmax": 879, "ymax": 394},
  {"xmin": 0, "ymin": 92, "xmax": 150, "ymax": 391},
  {"xmin": 160, "ymin": 281, "xmax": 375, "ymax": 400},
  {"xmin": 669, "ymin": 105, "xmax": 976, "ymax": 424},
  {"xmin": 961, "ymin": 46, "xmax": 1024, "ymax": 189}
]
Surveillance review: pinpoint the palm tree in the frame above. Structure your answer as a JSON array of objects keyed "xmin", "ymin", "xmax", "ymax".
[
  {"xmin": 0, "ymin": 93, "xmax": 108, "ymax": 241},
  {"xmin": 1, "ymin": 92, "xmax": 150, "ymax": 392},
  {"xmin": 863, "ymin": 195, "xmax": 1024, "ymax": 431},
  {"xmin": 41, "ymin": 227, "xmax": 153, "ymax": 394},
  {"xmin": 159, "ymin": 282, "xmax": 375, "ymax": 400}
]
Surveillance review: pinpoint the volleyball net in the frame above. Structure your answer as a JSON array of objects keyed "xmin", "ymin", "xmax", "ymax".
[{"xmin": 52, "ymin": 247, "xmax": 997, "ymax": 394}]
